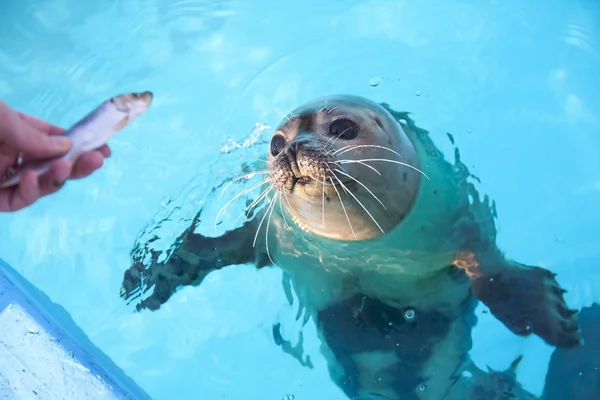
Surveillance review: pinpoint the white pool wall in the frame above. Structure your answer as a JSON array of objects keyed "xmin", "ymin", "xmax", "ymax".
[{"xmin": 0, "ymin": 258, "xmax": 151, "ymax": 400}]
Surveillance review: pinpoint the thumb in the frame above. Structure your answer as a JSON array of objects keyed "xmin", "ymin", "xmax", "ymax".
[{"xmin": 0, "ymin": 103, "xmax": 72, "ymax": 158}]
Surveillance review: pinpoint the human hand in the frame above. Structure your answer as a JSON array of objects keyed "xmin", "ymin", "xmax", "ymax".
[{"xmin": 0, "ymin": 100, "xmax": 111, "ymax": 212}]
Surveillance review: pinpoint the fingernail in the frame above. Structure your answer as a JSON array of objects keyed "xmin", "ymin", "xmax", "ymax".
[{"xmin": 50, "ymin": 136, "xmax": 72, "ymax": 151}]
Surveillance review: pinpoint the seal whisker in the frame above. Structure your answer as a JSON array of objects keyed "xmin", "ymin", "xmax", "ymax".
[
  {"xmin": 253, "ymin": 193, "xmax": 275, "ymax": 248},
  {"xmin": 325, "ymin": 125, "xmax": 355, "ymax": 152},
  {"xmin": 332, "ymin": 144, "xmax": 403, "ymax": 159},
  {"xmin": 215, "ymin": 179, "xmax": 269, "ymax": 231},
  {"xmin": 332, "ymin": 167, "xmax": 387, "ymax": 210},
  {"xmin": 283, "ymin": 191, "xmax": 301, "ymax": 220},
  {"xmin": 307, "ymin": 177, "xmax": 317, "ymax": 212},
  {"xmin": 263, "ymin": 192, "xmax": 279, "ymax": 264},
  {"xmin": 328, "ymin": 176, "xmax": 356, "ymax": 238},
  {"xmin": 247, "ymin": 185, "xmax": 273, "ymax": 214},
  {"xmin": 278, "ymin": 194, "xmax": 291, "ymax": 229},
  {"xmin": 220, "ymin": 170, "xmax": 270, "ymax": 197},
  {"xmin": 352, "ymin": 161, "xmax": 382, "ymax": 176},
  {"xmin": 327, "ymin": 165, "xmax": 385, "ymax": 234},
  {"xmin": 272, "ymin": 107, "xmax": 291, "ymax": 122},
  {"xmin": 334, "ymin": 158, "xmax": 429, "ymax": 180},
  {"xmin": 322, "ymin": 174, "xmax": 326, "ymax": 227},
  {"xmin": 228, "ymin": 184, "xmax": 273, "ymax": 230}
]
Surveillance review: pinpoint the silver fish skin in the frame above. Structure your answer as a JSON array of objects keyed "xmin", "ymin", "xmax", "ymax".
[{"xmin": 0, "ymin": 91, "xmax": 153, "ymax": 189}]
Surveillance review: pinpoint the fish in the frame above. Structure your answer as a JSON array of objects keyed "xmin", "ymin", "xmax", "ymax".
[{"xmin": 0, "ymin": 91, "xmax": 153, "ymax": 189}]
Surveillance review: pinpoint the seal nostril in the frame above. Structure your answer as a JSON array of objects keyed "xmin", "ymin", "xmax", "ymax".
[{"xmin": 270, "ymin": 134, "xmax": 287, "ymax": 156}]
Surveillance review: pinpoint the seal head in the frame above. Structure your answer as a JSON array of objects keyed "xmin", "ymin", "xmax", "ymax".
[{"xmin": 268, "ymin": 95, "xmax": 422, "ymax": 241}]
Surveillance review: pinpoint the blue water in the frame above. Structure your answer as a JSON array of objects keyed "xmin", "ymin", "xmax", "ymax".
[{"xmin": 1, "ymin": 0, "xmax": 599, "ymax": 399}]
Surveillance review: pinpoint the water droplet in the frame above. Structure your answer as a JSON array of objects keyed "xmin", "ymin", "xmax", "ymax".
[
  {"xmin": 404, "ymin": 309, "xmax": 416, "ymax": 320},
  {"xmin": 369, "ymin": 76, "xmax": 382, "ymax": 87},
  {"xmin": 419, "ymin": 384, "xmax": 426, "ymax": 391}
]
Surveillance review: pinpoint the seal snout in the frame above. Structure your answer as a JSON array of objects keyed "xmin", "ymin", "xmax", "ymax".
[{"xmin": 269, "ymin": 133, "xmax": 336, "ymax": 193}]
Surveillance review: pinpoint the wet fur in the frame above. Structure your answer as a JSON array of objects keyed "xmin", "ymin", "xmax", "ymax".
[{"xmin": 121, "ymin": 98, "xmax": 582, "ymax": 399}]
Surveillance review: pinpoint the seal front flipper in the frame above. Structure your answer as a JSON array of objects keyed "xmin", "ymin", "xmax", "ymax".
[
  {"xmin": 120, "ymin": 210, "xmax": 266, "ymax": 312},
  {"xmin": 454, "ymin": 251, "xmax": 581, "ymax": 348}
]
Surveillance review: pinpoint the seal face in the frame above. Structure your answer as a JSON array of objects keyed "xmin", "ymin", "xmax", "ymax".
[{"xmin": 267, "ymin": 95, "xmax": 423, "ymax": 241}]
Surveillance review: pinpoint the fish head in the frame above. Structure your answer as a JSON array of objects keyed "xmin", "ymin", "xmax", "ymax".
[{"xmin": 112, "ymin": 91, "xmax": 153, "ymax": 120}]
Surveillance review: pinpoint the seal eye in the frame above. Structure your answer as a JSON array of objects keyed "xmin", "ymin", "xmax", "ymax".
[
  {"xmin": 329, "ymin": 118, "xmax": 359, "ymax": 140},
  {"xmin": 270, "ymin": 134, "xmax": 286, "ymax": 156}
]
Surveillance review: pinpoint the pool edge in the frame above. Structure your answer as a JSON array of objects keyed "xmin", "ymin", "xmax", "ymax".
[{"xmin": 0, "ymin": 258, "xmax": 152, "ymax": 400}]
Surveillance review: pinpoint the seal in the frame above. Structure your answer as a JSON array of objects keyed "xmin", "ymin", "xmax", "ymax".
[
  {"xmin": 542, "ymin": 302, "xmax": 600, "ymax": 400},
  {"xmin": 121, "ymin": 95, "xmax": 581, "ymax": 400}
]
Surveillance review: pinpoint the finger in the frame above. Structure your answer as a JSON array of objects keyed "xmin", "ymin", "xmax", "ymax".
[
  {"xmin": 97, "ymin": 145, "xmax": 111, "ymax": 158},
  {"xmin": 4, "ymin": 120, "xmax": 72, "ymax": 159},
  {"xmin": 0, "ymin": 151, "xmax": 17, "ymax": 173},
  {"xmin": 71, "ymin": 151, "xmax": 105, "ymax": 179},
  {"xmin": 1, "ymin": 170, "xmax": 41, "ymax": 212},
  {"xmin": 2, "ymin": 109, "xmax": 72, "ymax": 159},
  {"xmin": 39, "ymin": 159, "xmax": 71, "ymax": 197},
  {"xmin": 17, "ymin": 111, "xmax": 66, "ymax": 136}
]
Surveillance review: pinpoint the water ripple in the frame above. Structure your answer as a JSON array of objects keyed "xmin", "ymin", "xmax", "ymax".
[{"xmin": 565, "ymin": 23, "xmax": 599, "ymax": 61}]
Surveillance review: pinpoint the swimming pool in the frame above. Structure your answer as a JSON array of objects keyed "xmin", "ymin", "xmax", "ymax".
[{"xmin": 1, "ymin": 0, "xmax": 599, "ymax": 398}]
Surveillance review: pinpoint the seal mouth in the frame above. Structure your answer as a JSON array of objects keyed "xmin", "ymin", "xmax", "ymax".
[
  {"xmin": 270, "ymin": 156, "xmax": 351, "ymax": 195},
  {"xmin": 284, "ymin": 156, "xmax": 324, "ymax": 192},
  {"xmin": 289, "ymin": 175, "xmax": 318, "ymax": 192}
]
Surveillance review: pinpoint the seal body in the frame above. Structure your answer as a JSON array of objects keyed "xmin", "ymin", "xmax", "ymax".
[{"xmin": 121, "ymin": 95, "xmax": 581, "ymax": 400}]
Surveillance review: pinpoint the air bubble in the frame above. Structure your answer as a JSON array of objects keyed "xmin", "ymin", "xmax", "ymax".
[
  {"xmin": 369, "ymin": 76, "xmax": 382, "ymax": 87},
  {"xmin": 283, "ymin": 395, "xmax": 295, "ymax": 400},
  {"xmin": 404, "ymin": 309, "xmax": 416, "ymax": 320},
  {"xmin": 415, "ymin": 91, "xmax": 422, "ymax": 96},
  {"xmin": 419, "ymin": 384, "xmax": 426, "ymax": 391}
]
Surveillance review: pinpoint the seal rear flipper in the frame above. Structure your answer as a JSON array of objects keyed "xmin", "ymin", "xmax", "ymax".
[
  {"xmin": 541, "ymin": 302, "xmax": 600, "ymax": 400},
  {"xmin": 458, "ymin": 355, "xmax": 538, "ymax": 400},
  {"xmin": 453, "ymin": 251, "xmax": 581, "ymax": 349},
  {"xmin": 120, "ymin": 211, "xmax": 267, "ymax": 312}
]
